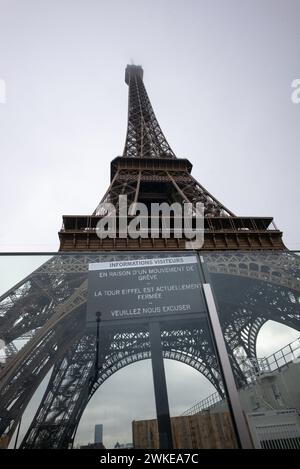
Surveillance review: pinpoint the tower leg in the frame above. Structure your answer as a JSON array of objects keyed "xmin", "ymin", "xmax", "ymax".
[{"xmin": 149, "ymin": 321, "xmax": 173, "ymax": 449}]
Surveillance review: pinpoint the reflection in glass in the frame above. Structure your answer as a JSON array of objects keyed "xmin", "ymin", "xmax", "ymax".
[
  {"xmin": 0, "ymin": 251, "xmax": 299, "ymax": 449},
  {"xmin": 201, "ymin": 251, "xmax": 300, "ymax": 449}
]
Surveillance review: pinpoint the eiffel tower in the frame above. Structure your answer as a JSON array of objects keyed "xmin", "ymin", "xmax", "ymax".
[
  {"xmin": 59, "ymin": 65, "xmax": 284, "ymax": 252},
  {"xmin": 0, "ymin": 65, "xmax": 299, "ymax": 449}
]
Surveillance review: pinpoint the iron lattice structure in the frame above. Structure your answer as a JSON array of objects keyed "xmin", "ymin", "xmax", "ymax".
[
  {"xmin": 59, "ymin": 65, "xmax": 284, "ymax": 251},
  {"xmin": 122, "ymin": 65, "xmax": 176, "ymax": 159},
  {"xmin": 0, "ymin": 252, "xmax": 299, "ymax": 448},
  {"xmin": 0, "ymin": 66, "xmax": 298, "ymax": 449}
]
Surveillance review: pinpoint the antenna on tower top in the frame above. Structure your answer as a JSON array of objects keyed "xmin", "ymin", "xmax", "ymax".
[{"xmin": 130, "ymin": 58, "xmax": 134, "ymax": 65}]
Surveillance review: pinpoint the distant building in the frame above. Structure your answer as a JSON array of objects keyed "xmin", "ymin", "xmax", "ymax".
[
  {"xmin": 132, "ymin": 412, "xmax": 237, "ymax": 449},
  {"xmin": 114, "ymin": 441, "xmax": 133, "ymax": 449},
  {"xmin": 80, "ymin": 442, "xmax": 105, "ymax": 449},
  {"xmin": 94, "ymin": 424, "xmax": 103, "ymax": 444},
  {"xmin": 0, "ymin": 435, "xmax": 9, "ymax": 449}
]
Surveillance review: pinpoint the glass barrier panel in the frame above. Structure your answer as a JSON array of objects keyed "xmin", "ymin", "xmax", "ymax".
[
  {"xmin": 201, "ymin": 250, "xmax": 300, "ymax": 450},
  {"xmin": 0, "ymin": 252, "xmax": 240, "ymax": 449}
]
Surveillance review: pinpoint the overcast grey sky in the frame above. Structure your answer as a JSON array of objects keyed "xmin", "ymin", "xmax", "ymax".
[{"xmin": 1, "ymin": 0, "xmax": 300, "ymax": 449}]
